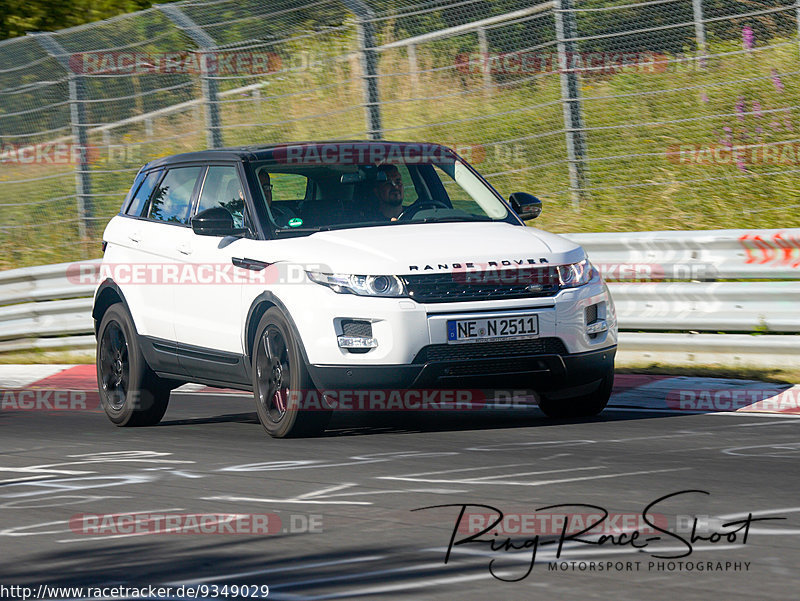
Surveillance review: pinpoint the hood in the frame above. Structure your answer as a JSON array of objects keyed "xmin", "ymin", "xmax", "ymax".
[{"xmin": 244, "ymin": 222, "xmax": 586, "ymax": 275}]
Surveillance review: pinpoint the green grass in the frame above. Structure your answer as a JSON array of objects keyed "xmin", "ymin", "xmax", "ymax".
[
  {"xmin": 615, "ymin": 361, "xmax": 800, "ymax": 385},
  {"xmin": 2, "ymin": 33, "xmax": 800, "ymax": 270},
  {"xmin": 0, "ymin": 350, "xmax": 96, "ymax": 365}
]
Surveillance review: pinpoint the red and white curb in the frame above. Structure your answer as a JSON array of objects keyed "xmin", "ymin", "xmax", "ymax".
[{"xmin": 0, "ymin": 365, "xmax": 798, "ymax": 415}]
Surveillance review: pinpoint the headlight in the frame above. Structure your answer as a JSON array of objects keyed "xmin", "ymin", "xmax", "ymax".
[
  {"xmin": 307, "ymin": 272, "xmax": 406, "ymax": 297},
  {"xmin": 557, "ymin": 258, "xmax": 597, "ymax": 288}
]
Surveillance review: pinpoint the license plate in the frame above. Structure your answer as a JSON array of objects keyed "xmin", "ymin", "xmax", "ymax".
[{"xmin": 446, "ymin": 314, "xmax": 539, "ymax": 343}]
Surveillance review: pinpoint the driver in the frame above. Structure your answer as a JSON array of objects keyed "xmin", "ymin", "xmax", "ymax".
[
  {"xmin": 258, "ymin": 169, "xmax": 297, "ymax": 227},
  {"xmin": 363, "ymin": 164, "xmax": 404, "ymax": 221}
]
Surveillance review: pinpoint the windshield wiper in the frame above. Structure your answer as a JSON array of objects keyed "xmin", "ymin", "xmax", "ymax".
[
  {"xmin": 417, "ymin": 215, "xmax": 493, "ymax": 224},
  {"xmin": 271, "ymin": 221, "xmax": 390, "ymax": 235},
  {"xmin": 272, "ymin": 226, "xmax": 331, "ymax": 234}
]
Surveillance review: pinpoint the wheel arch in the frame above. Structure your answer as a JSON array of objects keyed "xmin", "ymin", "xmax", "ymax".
[
  {"xmin": 92, "ymin": 279, "xmax": 133, "ymax": 337},
  {"xmin": 244, "ymin": 292, "xmax": 311, "ymax": 365}
]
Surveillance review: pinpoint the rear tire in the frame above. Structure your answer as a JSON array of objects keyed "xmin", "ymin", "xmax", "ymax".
[
  {"xmin": 252, "ymin": 308, "xmax": 331, "ymax": 438},
  {"xmin": 538, "ymin": 369, "xmax": 613, "ymax": 418},
  {"xmin": 96, "ymin": 304, "xmax": 170, "ymax": 426}
]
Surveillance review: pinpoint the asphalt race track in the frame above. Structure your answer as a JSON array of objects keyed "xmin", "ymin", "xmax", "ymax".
[{"xmin": 1, "ymin": 390, "xmax": 799, "ymax": 600}]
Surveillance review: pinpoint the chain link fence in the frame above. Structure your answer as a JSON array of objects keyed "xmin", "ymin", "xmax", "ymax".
[{"xmin": 1, "ymin": 0, "xmax": 799, "ymax": 269}]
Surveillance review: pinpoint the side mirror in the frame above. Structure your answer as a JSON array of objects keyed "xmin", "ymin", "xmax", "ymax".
[
  {"xmin": 509, "ymin": 192, "xmax": 542, "ymax": 220},
  {"xmin": 191, "ymin": 207, "xmax": 246, "ymax": 237}
]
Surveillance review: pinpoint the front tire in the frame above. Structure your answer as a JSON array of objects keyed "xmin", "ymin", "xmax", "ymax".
[
  {"xmin": 96, "ymin": 304, "xmax": 170, "ymax": 427},
  {"xmin": 252, "ymin": 308, "xmax": 331, "ymax": 438},
  {"xmin": 538, "ymin": 369, "xmax": 613, "ymax": 418}
]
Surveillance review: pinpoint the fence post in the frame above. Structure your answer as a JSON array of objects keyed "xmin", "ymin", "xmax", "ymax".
[
  {"xmin": 692, "ymin": 0, "xmax": 707, "ymax": 58},
  {"xmin": 407, "ymin": 43, "xmax": 419, "ymax": 94},
  {"xmin": 342, "ymin": 0, "xmax": 383, "ymax": 139},
  {"xmin": 796, "ymin": 0, "xmax": 800, "ymax": 59},
  {"xmin": 553, "ymin": 0, "xmax": 588, "ymax": 207},
  {"xmin": 477, "ymin": 27, "xmax": 492, "ymax": 95},
  {"xmin": 157, "ymin": 4, "xmax": 223, "ymax": 149},
  {"xmin": 29, "ymin": 33, "xmax": 93, "ymax": 245}
]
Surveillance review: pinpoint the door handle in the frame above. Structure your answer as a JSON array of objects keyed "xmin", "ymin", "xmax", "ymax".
[
  {"xmin": 128, "ymin": 233, "xmax": 141, "ymax": 244},
  {"xmin": 177, "ymin": 243, "xmax": 193, "ymax": 255}
]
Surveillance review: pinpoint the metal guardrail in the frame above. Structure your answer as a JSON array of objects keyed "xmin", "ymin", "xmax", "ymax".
[
  {"xmin": 0, "ymin": 229, "xmax": 798, "ymax": 364},
  {"xmin": 567, "ymin": 228, "xmax": 800, "ymax": 280},
  {"xmin": 616, "ymin": 332, "xmax": 800, "ymax": 369},
  {"xmin": 607, "ymin": 282, "xmax": 800, "ymax": 332}
]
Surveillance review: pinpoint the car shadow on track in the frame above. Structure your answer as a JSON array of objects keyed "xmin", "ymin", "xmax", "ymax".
[
  {"xmin": 159, "ymin": 393, "xmax": 688, "ymax": 437},
  {"xmin": 321, "ymin": 407, "xmax": 687, "ymax": 437},
  {"xmin": 160, "ymin": 412, "xmax": 260, "ymax": 426}
]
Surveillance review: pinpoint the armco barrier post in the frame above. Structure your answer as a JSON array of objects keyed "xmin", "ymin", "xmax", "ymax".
[
  {"xmin": 29, "ymin": 33, "xmax": 93, "ymax": 248},
  {"xmin": 554, "ymin": 0, "xmax": 588, "ymax": 208},
  {"xmin": 157, "ymin": 4, "xmax": 223, "ymax": 149},
  {"xmin": 342, "ymin": 0, "xmax": 383, "ymax": 140}
]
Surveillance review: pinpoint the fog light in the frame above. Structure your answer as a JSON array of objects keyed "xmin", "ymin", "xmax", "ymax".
[
  {"xmin": 337, "ymin": 336, "xmax": 378, "ymax": 349},
  {"xmin": 586, "ymin": 320, "xmax": 608, "ymax": 335}
]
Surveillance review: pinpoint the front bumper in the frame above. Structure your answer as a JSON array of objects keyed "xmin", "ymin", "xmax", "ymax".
[{"xmin": 307, "ymin": 344, "xmax": 615, "ymax": 393}]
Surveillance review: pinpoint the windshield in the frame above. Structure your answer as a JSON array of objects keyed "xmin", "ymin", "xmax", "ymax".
[{"xmin": 249, "ymin": 152, "xmax": 510, "ymax": 234}]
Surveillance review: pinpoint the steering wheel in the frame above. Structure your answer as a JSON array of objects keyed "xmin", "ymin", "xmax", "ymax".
[{"xmin": 397, "ymin": 199, "xmax": 450, "ymax": 221}]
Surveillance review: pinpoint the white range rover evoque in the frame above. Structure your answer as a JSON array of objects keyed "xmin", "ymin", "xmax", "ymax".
[{"xmin": 93, "ymin": 141, "xmax": 617, "ymax": 437}]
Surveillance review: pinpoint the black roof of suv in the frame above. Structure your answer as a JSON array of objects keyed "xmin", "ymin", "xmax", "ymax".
[{"xmin": 142, "ymin": 140, "xmax": 457, "ymax": 170}]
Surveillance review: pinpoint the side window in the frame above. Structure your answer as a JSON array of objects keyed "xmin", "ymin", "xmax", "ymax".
[
  {"xmin": 125, "ymin": 170, "xmax": 161, "ymax": 217},
  {"xmin": 395, "ymin": 164, "xmax": 418, "ymax": 205},
  {"xmin": 147, "ymin": 166, "xmax": 202, "ymax": 224},
  {"xmin": 269, "ymin": 173, "xmax": 309, "ymax": 202},
  {"xmin": 196, "ymin": 166, "xmax": 245, "ymax": 228}
]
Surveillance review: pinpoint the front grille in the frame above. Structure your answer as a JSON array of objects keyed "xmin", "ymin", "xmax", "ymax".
[
  {"xmin": 415, "ymin": 337, "xmax": 567, "ymax": 363},
  {"xmin": 439, "ymin": 358, "xmax": 546, "ymax": 377},
  {"xmin": 402, "ymin": 267, "xmax": 560, "ymax": 303}
]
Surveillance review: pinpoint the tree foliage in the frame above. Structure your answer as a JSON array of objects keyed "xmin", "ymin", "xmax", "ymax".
[{"xmin": 0, "ymin": 0, "xmax": 164, "ymax": 40}]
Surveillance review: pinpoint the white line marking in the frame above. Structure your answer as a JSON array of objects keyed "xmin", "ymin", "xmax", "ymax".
[
  {"xmin": 205, "ymin": 495, "xmax": 371, "ymax": 506},
  {"xmin": 205, "ymin": 483, "xmax": 372, "ymax": 505},
  {"xmin": 0, "ymin": 494, "xmax": 130, "ymax": 509},
  {"xmin": 0, "ymin": 475, "xmax": 60, "ymax": 485},
  {"xmin": 380, "ymin": 462, "xmax": 538, "ymax": 477},
  {"xmin": 381, "ymin": 467, "xmax": 687, "ymax": 487},
  {"xmin": 716, "ymin": 506, "xmax": 800, "ymax": 532},
  {"xmin": 718, "ymin": 506, "xmax": 800, "ymax": 519},
  {"xmin": 0, "ymin": 508, "xmax": 183, "ymax": 538},
  {"xmin": 379, "ymin": 466, "xmax": 601, "ymax": 484},
  {"xmin": 269, "ymin": 572, "xmax": 495, "ymax": 600},
  {"xmin": 604, "ymin": 407, "xmax": 800, "ymax": 418},
  {"xmin": 466, "ymin": 440, "xmax": 594, "ymax": 452}
]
